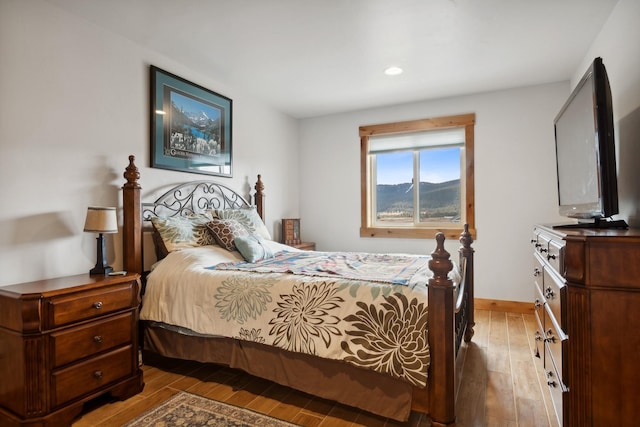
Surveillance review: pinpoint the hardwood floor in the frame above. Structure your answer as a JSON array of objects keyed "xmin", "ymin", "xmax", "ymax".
[{"xmin": 72, "ymin": 309, "xmax": 560, "ymax": 427}]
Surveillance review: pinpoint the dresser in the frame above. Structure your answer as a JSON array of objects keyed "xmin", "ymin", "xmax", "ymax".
[
  {"xmin": 531, "ymin": 225, "xmax": 640, "ymax": 426},
  {"xmin": 0, "ymin": 273, "xmax": 144, "ymax": 426}
]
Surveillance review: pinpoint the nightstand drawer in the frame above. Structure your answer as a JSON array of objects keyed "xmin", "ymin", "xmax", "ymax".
[
  {"xmin": 291, "ymin": 242, "xmax": 316, "ymax": 251},
  {"xmin": 52, "ymin": 345, "xmax": 134, "ymax": 407},
  {"xmin": 50, "ymin": 312, "xmax": 134, "ymax": 368},
  {"xmin": 48, "ymin": 283, "xmax": 135, "ymax": 327}
]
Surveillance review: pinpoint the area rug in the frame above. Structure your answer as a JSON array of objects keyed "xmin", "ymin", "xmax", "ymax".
[{"xmin": 124, "ymin": 391, "xmax": 301, "ymax": 427}]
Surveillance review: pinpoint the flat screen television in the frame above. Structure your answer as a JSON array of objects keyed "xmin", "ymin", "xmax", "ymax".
[{"xmin": 553, "ymin": 57, "xmax": 627, "ymax": 229}]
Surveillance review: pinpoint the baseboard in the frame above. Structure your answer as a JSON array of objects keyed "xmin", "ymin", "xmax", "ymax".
[{"xmin": 474, "ymin": 298, "xmax": 533, "ymax": 314}]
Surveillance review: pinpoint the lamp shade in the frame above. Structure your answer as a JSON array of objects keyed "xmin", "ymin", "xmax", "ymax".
[{"xmin": 83, "ymin": 207, "xmax": 118, "ymax": 233}]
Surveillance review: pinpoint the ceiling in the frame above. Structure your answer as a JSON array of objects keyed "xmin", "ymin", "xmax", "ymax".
[{"xmin": 46, "ymin": 0, "xmax": 618, "ymax": 118}]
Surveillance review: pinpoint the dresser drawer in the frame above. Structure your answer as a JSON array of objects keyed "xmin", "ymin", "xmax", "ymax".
[
  {"xmin": 50, "ymin": 312, "xmax": 134, "ymax": 368},
  {"xmin": 546, "ymin": 239, "xmax": 564, "ymax": 275},
  {"xmin": 51, "ymin": 345, "xmax": 134, "ymax": 407},
  {"xmin": 544, "ymin": 344, "xmax": 567, "ymax": 426},
  {"xmin": 533, "ymin": 292, "xmax": 545, "ymax": 360},
  {"xmin": 543, "ymin": 303, "xmax": 567, "ymax": 379},
  {"xmin": 533, "ymin": 252, "xmax": 545, "ymax": 296},
  {"xmin": 542, "ymin": 266, "xmax": 566, "ymax": 326},
  {"xmin": 48, "ymin": 283, "xmax": 135, "ymax": 328}
]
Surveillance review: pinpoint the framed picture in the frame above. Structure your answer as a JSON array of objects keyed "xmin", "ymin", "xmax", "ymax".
[
  {"xmin": 150, "ymin": 66, "xmax": 233, "ymax": 177},
  {"xmin": 281, "ymin": 218, "xmax": 301, "ymax": 245}
]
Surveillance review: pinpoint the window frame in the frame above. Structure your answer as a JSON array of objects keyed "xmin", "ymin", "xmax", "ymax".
[{"xmin": 360, "ymin": 113, "xmax": 476, "ymax": 240}]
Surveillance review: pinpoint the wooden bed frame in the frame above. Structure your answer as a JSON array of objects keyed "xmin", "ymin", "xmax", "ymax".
[{"xmin": 121, "ymin": 155, "xmax": 475, "ymax": 426}]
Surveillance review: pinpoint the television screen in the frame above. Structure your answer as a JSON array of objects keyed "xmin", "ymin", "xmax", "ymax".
[
  {"xmin": 553, "ymin": 57, "xmax": 626, "ymax": 228},
  {"xmin": 555, "ymin": 72, "xmax": 601, "ymax": 216}
]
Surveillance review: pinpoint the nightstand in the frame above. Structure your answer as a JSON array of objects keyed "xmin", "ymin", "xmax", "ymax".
[
  {"xmin": 0, "ymin": 273, "xmax": 144, "ymax": 426},
  {"xmin": 291, "ymin": 242, "xmax": 316, "ymax": 251}
]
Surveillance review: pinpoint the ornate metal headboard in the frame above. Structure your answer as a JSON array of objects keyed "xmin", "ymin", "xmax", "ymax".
[{"xmin": 142, "ymin": 181, "xmax": 252, "ymax": 221}]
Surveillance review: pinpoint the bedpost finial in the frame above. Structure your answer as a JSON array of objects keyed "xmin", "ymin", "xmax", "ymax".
[
  {"xmin": 460, "ymin": 223, "xmax": 474, "ymax": 251},
  {"xmin": 124, "ymin": 155, "xmax": 141, "ymax": 189},
  {"xmin": 429, "ymin": 232, "xmax": 453, "ymax": 285},
  {"xmin": 254, "ymin": 174, "xmax": 264, "ymax": 193}
]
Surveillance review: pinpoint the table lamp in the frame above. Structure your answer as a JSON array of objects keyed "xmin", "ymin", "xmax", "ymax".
[{"xmin": 84, "ymin": 206, "xmax": 118, "ymax": 275}]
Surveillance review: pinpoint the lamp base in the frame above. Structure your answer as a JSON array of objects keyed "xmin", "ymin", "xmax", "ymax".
[
  {"xmin": 90, "ymin": 265, "xmax": 114, "ymax": 276},
  {"xmin": 90, "ymin": 233, "xmax": 113, "ymax": 276}
]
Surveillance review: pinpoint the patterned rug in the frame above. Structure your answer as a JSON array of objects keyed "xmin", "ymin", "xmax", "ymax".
[{"xmin": 124, "ymin": 391, "xmax": 301, "ymax": 427}]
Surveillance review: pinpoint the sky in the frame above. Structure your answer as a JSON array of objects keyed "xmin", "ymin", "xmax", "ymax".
[{"xmin": 376, "ymin": 147, "xmax": 461, "ymax": 185}]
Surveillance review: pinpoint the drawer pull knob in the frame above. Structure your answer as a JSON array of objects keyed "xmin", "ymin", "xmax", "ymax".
[
  {"xmin": 533, "ymin": 268, "xmax": 541, "ymax": 277},
  {"xmin": 544, "ymin": 287, "xmax": 555, "ymax": 299},
  {"xmin": 534, "ymin": 331, "xmax": 543, "ymax": 342},
  {"xmin": 547, "ymin": 380, "xmax": 558, "ymax": 388},
  {"xmin": 547, "ymin": 253, "xmax": 557, "ymax": 260},
  {"xmin": 93, "ymin": 301, "xmax": 103, "ymax": 309},
  {"xmin": 545, "ymin": 329, "xmax": 557, "ymax": 343},
  {"xmin": 93, "ymin": 335, "xmax": 103, "ymax": 343},
  {"xmin": 534, "ymin": 299, "xmax": 542, "ymax": 308},
  {"xmin": 539, "ymin": 247, "xmax": 548, "ymax": 253},
  {"xmin": 93, "ymin": 370, "xmax": 103, "ymax": 380}
]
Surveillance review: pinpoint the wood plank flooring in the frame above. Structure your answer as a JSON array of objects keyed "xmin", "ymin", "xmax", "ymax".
[{"xmin": 72, "ymin": 309, "xmax": 560, "ymax": 427}]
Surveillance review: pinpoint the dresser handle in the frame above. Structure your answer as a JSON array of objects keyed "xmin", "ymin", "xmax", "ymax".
[
  {"xmin": 93, "ymin": 370, "xmax": 103, "ymax": 380},
  {"xmin": 93, "ymin": 335, "xmax": 103, "ymax": 343},
  {"xmin": 547, "ymin": 253, "xmax": 557, "ymax": 260},
  {"xmin": 545, "ymin": 329, "xmax": 557, "ymax": 343},
  {"xmin": 534, "ymin": 299, "xmax": 542, "ymax": 309},
  {"xmin": 547, "ymin": 380, "xmax": 558, "ymax": 388},
  {"xmin": 544, "ymin": 287, "xmax": 555, "ymax": 299},
  {"xmin": 93, "ymin": 301, "xmax": 103, "ymax": 309},
  {"xmin": 539, "ymin": 247, "xmax": 548, "ymax": 253},
  {"xmin": 533, "ymin": 267, "xmax": 541, "ymax": 277}
]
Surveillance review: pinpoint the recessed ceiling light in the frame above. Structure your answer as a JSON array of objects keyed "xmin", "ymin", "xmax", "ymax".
[{"xmin": 384, "ymin": 66, "xmax": 403, "ymax": 76}]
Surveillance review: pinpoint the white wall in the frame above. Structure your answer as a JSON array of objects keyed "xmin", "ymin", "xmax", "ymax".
[
  {"xmin": 299, "ymin": 83, "xmax": 568, "ymax": 302},
  {"xmin": 0, "ymin": 0, "xmax": 299, "ymax": 285},
  {"xmin": 574, "ymin": 0, "xmax": 640, "ymax": 226}
]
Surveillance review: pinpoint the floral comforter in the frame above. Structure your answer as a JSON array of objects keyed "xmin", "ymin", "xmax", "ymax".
[{"xmin": 140, "ymin": 243, "xmax": 451, "ymax": 387}]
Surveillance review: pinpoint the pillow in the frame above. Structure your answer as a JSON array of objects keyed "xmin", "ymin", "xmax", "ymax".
[
  {"xmin": 151, "ymin": 226, "xmax": 170, "ymax": 260},
  {"xmin": 234, "ymin": 234, "xmax": 274, "ymax": 263},
  {"xmin": 211, "ymin": 207, "xmax": 272, "ymax": 240},
  {"xmin": 206, "ymin": 218, "xmax": 249, "ymax": 251},
  {"xmin": 150, "ymin": 213, "xmax": 215, "ymax": 253}
]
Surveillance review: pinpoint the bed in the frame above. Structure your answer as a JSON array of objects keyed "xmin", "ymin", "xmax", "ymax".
[{"xmin": 121, "ymin": 155, "xmax": 475, "ymax": 426}]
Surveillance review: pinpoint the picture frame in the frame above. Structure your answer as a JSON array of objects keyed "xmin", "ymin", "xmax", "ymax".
[
  {"xmin": 150, "ymin": 66, "xmax": 233, "ymax": 177},
  {"xmin": 281, "ymin": 218, "xmax": 301, "ymax": 245}
]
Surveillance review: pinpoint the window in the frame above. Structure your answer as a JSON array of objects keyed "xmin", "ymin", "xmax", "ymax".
[{"xmin": 360, "ymin": 113, "xmax": 475, "ymax": 239}]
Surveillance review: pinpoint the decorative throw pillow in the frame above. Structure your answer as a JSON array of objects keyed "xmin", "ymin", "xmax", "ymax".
[
  {"xmin": 211, "ymin": 207, "xmax": 272, "ymax": 240},
  {"xmin": 151, "ymin": 226, "xmax": 170, "ymax": 260},
  {"xmin": 150, "ymin": 213, "xmax": 215, "ymax": 253},
  {"xmin": 206, "ymin": 218, "xmax": 249, "ymax": 251},
  {"xmin": 234, "ymin": 234, "xmax": 275, "ymax": 263}
]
